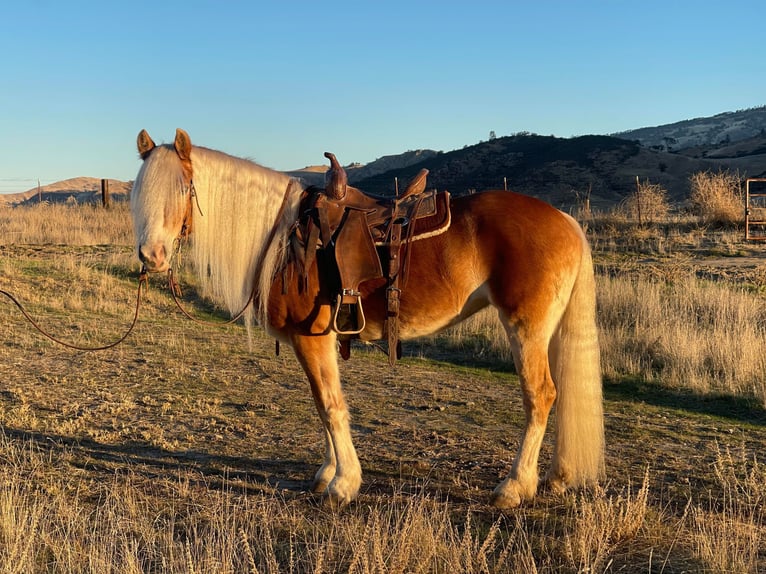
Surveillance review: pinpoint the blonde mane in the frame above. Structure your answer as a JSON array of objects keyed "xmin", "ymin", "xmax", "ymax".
[{"xmin": 134, "ymin": 144, "xmax": 303, "ymax": 329}]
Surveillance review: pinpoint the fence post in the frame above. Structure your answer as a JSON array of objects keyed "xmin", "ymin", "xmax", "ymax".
[{"xmin": 101, "ymin": 179, "xmax": 111, "ymax": 208}]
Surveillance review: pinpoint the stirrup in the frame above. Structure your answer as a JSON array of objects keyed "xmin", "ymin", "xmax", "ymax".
[{"xmin": 332, "ymin": 290, "xmax": 366, "ymax": 335}]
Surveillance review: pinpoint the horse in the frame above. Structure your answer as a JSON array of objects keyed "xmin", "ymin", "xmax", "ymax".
[{"xmin": 130, "ymin": 128, "xmax": 604, "ymax": 509}]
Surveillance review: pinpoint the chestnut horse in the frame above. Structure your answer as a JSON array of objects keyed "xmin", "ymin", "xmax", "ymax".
[{"xmin": 131, "ymin": 128, "xmax": 604, "ymax": 508}]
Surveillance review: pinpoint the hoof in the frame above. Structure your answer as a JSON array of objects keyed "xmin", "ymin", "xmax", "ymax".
[
  {"xmin": 322, "ymin": 475, "xmax": 360, "ymax": 508},
  {"xmin": 544, "ymin": 468, "xmax": 570, "ymax": 495},
  {"xmin": 544, "ymin": 476, "xmax": 568, "ymax": 495},
  {"xmin": 322, "ymin": 492, "xmax": 352, "ymax": 509},
  {"xmin": 491, "ymin": 477, "xmax": 537, "ymax": 509},
  {"xmin": 311, "ymin": 463, "xmax": 337, "ymax": 495},
  {"xmin": 490, "ymin": 489, "xmax": 522, "ymax": 509},
  {"xmin": 311, "ymin": 479, "xmax": 330, "ymax": 495}
]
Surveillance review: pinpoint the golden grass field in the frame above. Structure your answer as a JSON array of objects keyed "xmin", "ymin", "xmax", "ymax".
[{"xmin": 0, "ymin": 195, "xmax": 764, "ymax": 573}]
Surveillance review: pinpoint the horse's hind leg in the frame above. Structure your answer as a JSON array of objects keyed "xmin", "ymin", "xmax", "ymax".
[
  {"xmin": 291, "ymin": 332, "xmax": 361, "ymax": 505},
  {"xmin": 491, "ymin": 326, "xmax": 557, "ymax": 509}
]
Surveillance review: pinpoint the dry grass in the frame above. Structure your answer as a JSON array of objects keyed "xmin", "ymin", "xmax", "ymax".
[
  {"xmin": 0, "ymin": 201, "xmax": 133, "ymax": 246},
  {"xmin": 597, "ymin": 272, "xmax": 766, "ymax": 404},
  {"xmin": 687, "ymin": 444, "xmax": 766, "ymax": 572},
  {"xmin": 689, "ymin": 170, "xmax": 743, "ymax": 227},
  {"xmin": 441, "ymin": 263, "xmax": 766, "ymax": 407},
  {"xmin": 0, "ymin": 201, "xmax": 765, "ymax": 572}
]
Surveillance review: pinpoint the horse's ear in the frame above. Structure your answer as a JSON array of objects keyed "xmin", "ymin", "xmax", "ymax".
[
  {"xmin": 174, "ymin": 128, "xmax": 193, "ymax": 161},
  {"xmin": 137, "ymin": 129, "xmax": 155, "ymax": 159}
]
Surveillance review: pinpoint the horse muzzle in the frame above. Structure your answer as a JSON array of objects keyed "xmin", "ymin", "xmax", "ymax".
[{"xmin": 138, "ymin": 243, "xmax": 170, "ymax": 273}]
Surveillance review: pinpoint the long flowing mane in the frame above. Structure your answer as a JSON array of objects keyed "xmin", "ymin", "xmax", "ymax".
[{"xmin": 134, "ymin": 144, "xmax": 303, "ymax": 327}]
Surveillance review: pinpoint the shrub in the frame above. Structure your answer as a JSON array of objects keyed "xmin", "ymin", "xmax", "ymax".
[
  {"xmin": 689, "ymin": 170, "xmax": 743, "ymax": 226},
  {"xmin": 619, "ymin": 178, "xmax": 671, "ymax": 223}
]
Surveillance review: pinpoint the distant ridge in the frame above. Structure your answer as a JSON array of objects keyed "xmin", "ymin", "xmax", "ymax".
[
  {"xmin": 5, "ymin": 106, "xmax": 766, "ymax": 210},
  {"xmin": 613, "ymin": 106, "xmax": 766, "ymax": 151},
  {"xmin": 0, "ymin": 177, "xmax": 132, "ymax": 206},
  {"xmin": 287, "ymin": 149, "xmax": 438, "ymax": 187}
]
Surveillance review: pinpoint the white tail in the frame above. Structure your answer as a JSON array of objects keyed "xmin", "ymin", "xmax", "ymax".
[{"xmin": 548, "ymin": 226, "xmax": 605, "ymax": 487}]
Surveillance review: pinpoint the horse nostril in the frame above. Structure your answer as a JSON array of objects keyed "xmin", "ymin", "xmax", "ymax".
[{"xmin": 138, "ymin": 244, "xmax": 168, "ymax": 270}]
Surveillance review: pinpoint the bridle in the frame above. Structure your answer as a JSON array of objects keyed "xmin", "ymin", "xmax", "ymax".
[
  {"xmin": 177, "ymin": 179, "xmax": 203, "ymax": 242},
  {"xmin": 162, "ymin": 178, "xmax": 297, "ymax": 326}
]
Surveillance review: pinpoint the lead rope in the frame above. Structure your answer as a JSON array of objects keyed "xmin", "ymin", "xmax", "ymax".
[
  {"xmin": 0, "ymin": 269, "xmax": 148, "ymax": 351},
  {"xmin": 166, "ymin": 267, "xmax": 252, "ymax": 326}
]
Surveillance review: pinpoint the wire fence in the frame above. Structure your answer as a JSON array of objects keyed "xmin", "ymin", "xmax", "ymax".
[{"xmin": 0, "ymin": 178, "xmax": 61, "ymax": 194}]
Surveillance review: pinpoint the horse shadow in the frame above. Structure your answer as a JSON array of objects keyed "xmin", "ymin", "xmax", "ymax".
[
  {"xmin": 369, "ymin": 341, "xmax": 766, "ymax": 427},
  {"xmin": 1, "ymin": 426, "xmax": 317, "ymax": 498},
  {"xmin": 603, "ymin": 377, "xmax": 766, "ymax": 427}
]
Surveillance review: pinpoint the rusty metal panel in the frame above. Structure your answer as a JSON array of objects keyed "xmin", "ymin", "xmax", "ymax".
[{"xmin": 745, "ymin": 178, "xmax": 766, "ymax": 240}]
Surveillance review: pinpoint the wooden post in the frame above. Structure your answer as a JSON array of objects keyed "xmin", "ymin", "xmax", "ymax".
[
  {"xmin": 101, "ymin": 179, "xmax": 111, "ymax": 208},
  {"xmin": 635, "ymin": 175, "xmax": 642, "ymax": 225}
]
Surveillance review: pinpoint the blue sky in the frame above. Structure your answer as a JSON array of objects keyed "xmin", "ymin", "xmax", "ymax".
[{"xmin": 0, "ymin": 1, "xmax": 763, "ymax": 191}]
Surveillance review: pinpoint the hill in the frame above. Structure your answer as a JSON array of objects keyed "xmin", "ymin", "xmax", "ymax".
[
  {"xmin": 0, "ymin": 177, "xmax": 132, "ymax": 206},
  {"xmin": 5, "ymin": 106, "xmax": 766, "ymax": 211},
  {"xmin": 348, "ymin": 106, "xmax": 766, "ymax": 209},
  {"xmin": 614, "ymin": 105, "xmax": 766, "ymax": 151},
  {"xmin": 351, "ymin": 134, "xmax": 727, "ymax": 210},
  {"xmin": 287, "ymin": 149, "xmax": 439, "ymax": 187}
]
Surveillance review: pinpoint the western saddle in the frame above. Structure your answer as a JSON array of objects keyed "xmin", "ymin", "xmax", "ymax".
[{"xmin": 288, "ymin": 152, "xmax": 451, "ymax": 364}]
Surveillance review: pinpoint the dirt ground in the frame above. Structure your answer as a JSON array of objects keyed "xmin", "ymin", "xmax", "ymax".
[{"xmin": 1, "ymin": 255, "xmax": 764, "ymax": 512}]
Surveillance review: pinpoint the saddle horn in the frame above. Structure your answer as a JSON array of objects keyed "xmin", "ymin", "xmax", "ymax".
[{"xmin": 324, "ymin": 152, "xmax": 347, "ymax": 200}]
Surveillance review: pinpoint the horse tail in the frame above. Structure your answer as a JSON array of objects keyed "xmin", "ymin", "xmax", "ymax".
[{"xmin": 548, "ymin": 217, "xmax": 605, "ymax": 488}]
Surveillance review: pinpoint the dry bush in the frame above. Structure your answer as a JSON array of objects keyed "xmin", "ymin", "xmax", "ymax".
[
  {"xmin": 617, "ymin": 179, "xmax": 671, "ymax": 224},
  {"xmin": 437, "ymin": 263, "xmax": 766, "ymax": 407},
  {"xmin": 689, "ymin": 170, "xmax": 743, "ymax": 226}
]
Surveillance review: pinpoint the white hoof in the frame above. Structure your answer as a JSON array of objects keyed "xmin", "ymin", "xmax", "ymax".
[
  {"xmin": 491, "ymin": 477, "xmax": 537, "ymax": 509},
  {"xmin": 311, "ymin": 464, "xmax": 336, "ymax": 494},
  {"xmin": 324, "ymin": 475, "xmax": 361, "ymax": 507}
]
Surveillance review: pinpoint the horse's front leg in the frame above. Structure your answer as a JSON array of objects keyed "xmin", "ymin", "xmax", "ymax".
[{"xmin": 291, "ymin": 332, "xmax": 361, "ymax": 505}]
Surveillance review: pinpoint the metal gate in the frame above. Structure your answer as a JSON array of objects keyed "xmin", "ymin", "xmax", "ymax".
[{"xmin": 745, "ymin": 178, "xmax": 766, "ymax": 240}]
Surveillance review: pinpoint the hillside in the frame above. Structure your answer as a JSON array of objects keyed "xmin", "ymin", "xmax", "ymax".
[
  {"xmin": 352, "ymin": 134, "xmax": 729, "ymax": 209},
  {"xmin": 5, "ymin": 106, "xmax": 766, "ymax": 211},
  {"xmin": 288, "ymin": 149, "xmax": 439, "ymax": 187},
  {"xmin": 614, "ymin": 105, "xmax": 766, "ymax": 151},
  {"xmin": 0, "ymin": 177, "xmax": 131, "ymax": 206},
  {"xmin": 345, "ymin": 106, "xmax": 766, "ymax": 209}
]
